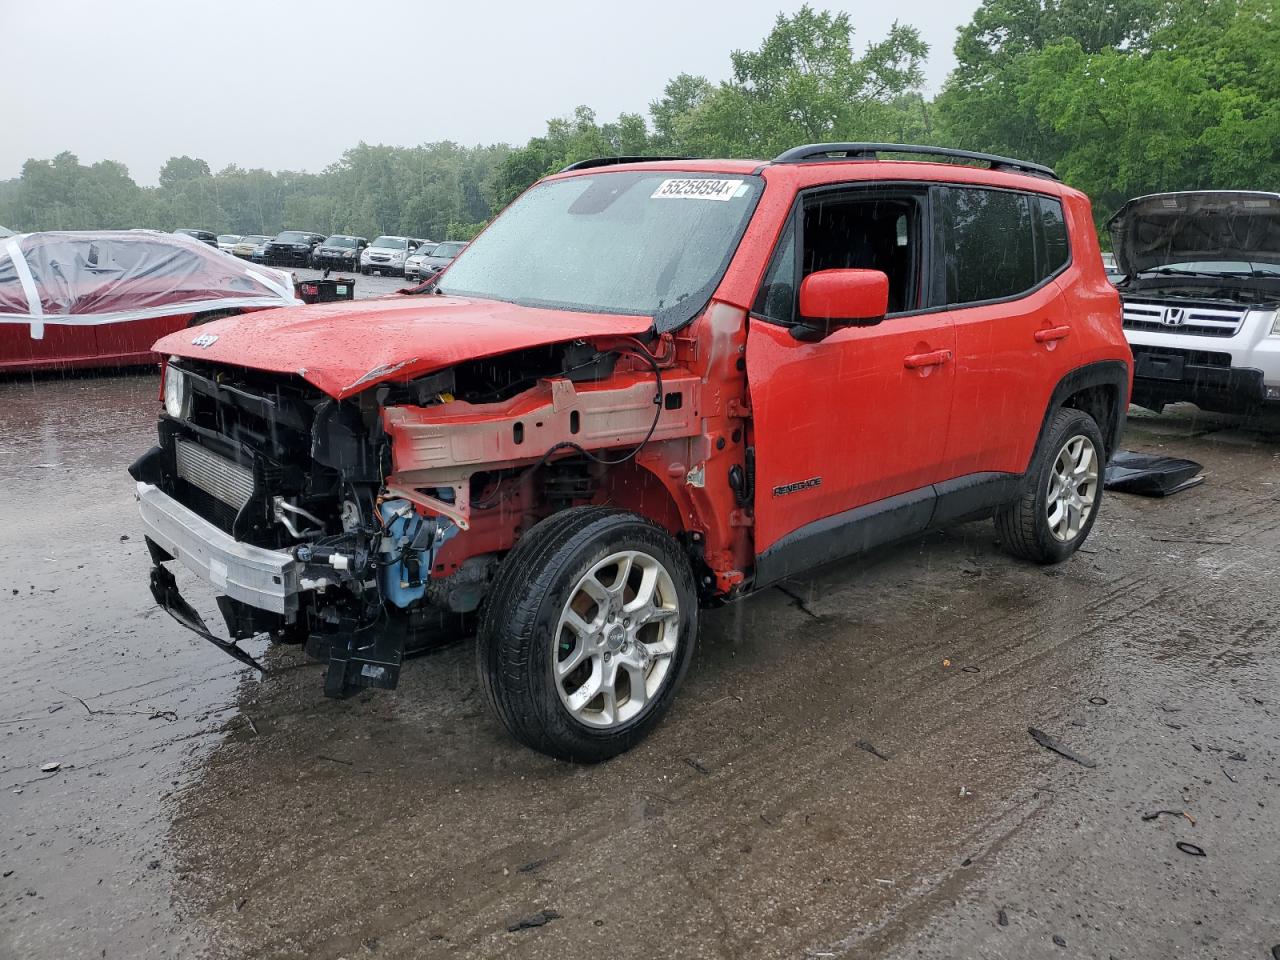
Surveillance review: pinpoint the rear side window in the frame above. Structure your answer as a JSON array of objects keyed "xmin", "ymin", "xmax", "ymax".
[
  {"xmin": 1035, "ymin": 197, "xmax": 1070, "ymax": 277},
  {"xmin": 942, "ymin": 187, "xmax": 1038, "ymax": 304}
]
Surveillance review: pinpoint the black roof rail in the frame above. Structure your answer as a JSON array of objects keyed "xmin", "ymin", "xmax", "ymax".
[
  {"xmin": 560, "ymin": 155, "xmax": 691, "ymax": 172},
  {"xmin": 772, "ymin": 143, "xmax": 1059, "ymax": 180}
]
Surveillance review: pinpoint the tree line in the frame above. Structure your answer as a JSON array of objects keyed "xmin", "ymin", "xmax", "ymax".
[{"xmin": 1, "ymin": 0, "xmax": 1273, "ymax": 241}]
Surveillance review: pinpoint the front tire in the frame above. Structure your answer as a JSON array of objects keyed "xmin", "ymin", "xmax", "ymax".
[
  {"xmin": 995, "ymin": 407, "xmax": 1105, "ymax": 564},
  {"xmin": 478, "ymin": 507, "xmax": 698, "ymax": 762}
]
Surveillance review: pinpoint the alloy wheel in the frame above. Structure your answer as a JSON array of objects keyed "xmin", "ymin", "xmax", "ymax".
[
  {"xmin": 553, "ymin": 550, "xmax": 680, "ymax": 729},
  {"xmin": 1046, "ymin": 435, "xmax": 1099, "ymax": 542}
]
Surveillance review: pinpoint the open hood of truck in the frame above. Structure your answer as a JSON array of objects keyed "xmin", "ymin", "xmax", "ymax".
[
  {"xmin": 154, "ymin": 293, "xmax": 654, "ymax": 399},
  {"xmin": 1107, "ymin": 191, "xmax": 1280, "ymax": 276}
]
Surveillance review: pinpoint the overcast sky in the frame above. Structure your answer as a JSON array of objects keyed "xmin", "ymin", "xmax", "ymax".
[{"xmin": 3, "ymin": 0, "xmax": 979, "ymax": 185}]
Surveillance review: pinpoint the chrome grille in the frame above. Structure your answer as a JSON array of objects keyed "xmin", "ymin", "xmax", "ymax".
[
  {"xmin": 1122, "ymin": 300, "xmax": 1247, "ymax": 338},
  {"xmin": 175, "ymin": 439, "xmax": 254, "ymax": 511}
]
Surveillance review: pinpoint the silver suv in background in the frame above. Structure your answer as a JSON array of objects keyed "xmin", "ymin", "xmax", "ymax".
[
  {"xmin": 360, "ymin": 236, "xmax": 424, "ymax": 276},
  {"xmin": 414, "ymin": 239, "xmax": 467, "ymax": 281},
  {"xmin": 403, "ymin": 242, "xmax": 438, "ymax": 281},
  {"xmin": 1109, "ymin": 191, "xmax": 1280, "ymax": 414}
]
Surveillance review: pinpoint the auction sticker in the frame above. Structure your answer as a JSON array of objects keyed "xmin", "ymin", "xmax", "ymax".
[{"xmin": 651, "ymin": 178, "xmax": 745, "ymax": 201}]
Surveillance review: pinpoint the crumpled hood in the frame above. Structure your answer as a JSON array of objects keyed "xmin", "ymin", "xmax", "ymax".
[
  {"xmin": 153, "ymin": 293, "xmax": 653, "ymax": 399},
  {"xmin": 1108, "ymin": 191, "xmax": 1280, "ymax": 276}
]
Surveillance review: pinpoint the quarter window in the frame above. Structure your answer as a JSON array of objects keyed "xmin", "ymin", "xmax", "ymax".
[{"xmin": 1035, "ymin": 196, "xmax": 1070, "ymax": 277}]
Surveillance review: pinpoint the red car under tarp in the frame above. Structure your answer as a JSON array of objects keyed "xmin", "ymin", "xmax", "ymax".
[{"xmin": 0, "ymin": 230, "xmax": 300, "ymax": 373}]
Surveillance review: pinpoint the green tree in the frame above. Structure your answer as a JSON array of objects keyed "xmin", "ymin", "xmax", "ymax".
[
  {"xmin": 158, "ymin": 155, "xmax": 212, "ymax": 190},
  {"xmin": 649, "ymin": 73, "xmax": 714, "ymax": 153},
  {"xmin": 938, "ymin": 0, "xmax": 1280, "ymax": 222},
  {"xmin": 672, "ymin": 7, "xmax": 930, "ymax": 159}
]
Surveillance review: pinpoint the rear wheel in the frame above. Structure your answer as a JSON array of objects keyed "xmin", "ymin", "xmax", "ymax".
[
  {"xmin": 478, "ymin": 507, "xmax": 697, "ymax": 762},
  {"xmin": 995, "ymin": 407, "xmax": 1105, "ymax": 564}
]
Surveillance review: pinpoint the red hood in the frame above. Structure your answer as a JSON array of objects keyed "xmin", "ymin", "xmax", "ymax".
[{"xmin": 154, "ymin": 294, "xmax": 654, "ymax": 398}]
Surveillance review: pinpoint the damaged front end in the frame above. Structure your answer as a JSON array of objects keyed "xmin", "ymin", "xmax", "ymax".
[
  {"xmin": 131, "ymin": 319, "xmax": 748, "ymax": 698},
  {"xmin": 130, "ymin": 358, "xmax": 468, "ymax": 697}
]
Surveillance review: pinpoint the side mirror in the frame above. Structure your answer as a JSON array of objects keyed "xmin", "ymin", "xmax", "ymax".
[{"xmin": 792, "ymin": 269, "xmax": 889, "ymax": 342}]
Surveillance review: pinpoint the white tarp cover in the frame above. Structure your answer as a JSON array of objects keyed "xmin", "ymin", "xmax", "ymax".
[{"xmin": 0, "ymin": 230, "xmax": 300, "ymax": 338}]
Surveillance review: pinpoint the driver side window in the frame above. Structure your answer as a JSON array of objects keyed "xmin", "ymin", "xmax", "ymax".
[{"xmin": 752, "ymin": 187, "xmax": 927, "ymax": 325}]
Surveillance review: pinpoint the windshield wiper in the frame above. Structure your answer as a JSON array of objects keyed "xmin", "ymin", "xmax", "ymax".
[{"xmin": 1141, "ymin": 268, "xmax": 1244, "ymax": 279}]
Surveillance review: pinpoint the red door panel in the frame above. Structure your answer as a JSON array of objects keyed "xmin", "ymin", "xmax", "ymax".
[
  {"xmin": 942, "ymin": 279, "xmax": 1078, "ymax": 477},
  {"xmin": 747, "ymin": 313, "xmax": 957, "ymax": 553}
]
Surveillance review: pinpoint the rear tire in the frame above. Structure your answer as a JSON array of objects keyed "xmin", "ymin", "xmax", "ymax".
[
  {"xmin": 478, "ymin": 507, "xmax": 698, "ymax": 762},
  {"xmin": 995, "ymin": 407, "xmax": 1105, "ymax": 564}
]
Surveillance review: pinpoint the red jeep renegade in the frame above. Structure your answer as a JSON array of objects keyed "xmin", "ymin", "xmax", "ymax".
[{"xmin": 130, "ymin": 144, "xmax": 1130, "ymax": 761}]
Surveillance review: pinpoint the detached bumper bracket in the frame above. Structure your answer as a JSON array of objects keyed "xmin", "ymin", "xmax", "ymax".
[
  {"xmin": 149, "ymin": 564, "xmax": 268, "ymax": 674},
  {"xmin": 319, "ymin": 617, "xmax": 407, "ymax": 699}
]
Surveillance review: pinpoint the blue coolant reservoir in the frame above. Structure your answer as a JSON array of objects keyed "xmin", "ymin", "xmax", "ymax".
[{"xmin": 377, "ymin": 499, "xmax": 447, "ymax": 608}]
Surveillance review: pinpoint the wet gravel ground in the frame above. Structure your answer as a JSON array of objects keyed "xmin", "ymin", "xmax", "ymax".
[{"xmin": 1, "ymin": 367, "xmax": 1278, "ymax": 959}]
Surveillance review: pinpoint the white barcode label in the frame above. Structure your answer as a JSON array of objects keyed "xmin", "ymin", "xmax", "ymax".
[{"xmin": 651, "ymin": 178, "xmax": 745, "ymax": 201}]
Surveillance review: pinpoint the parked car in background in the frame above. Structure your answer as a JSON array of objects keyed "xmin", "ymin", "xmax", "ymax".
[
  {"xmin": 175, "ymin": 228, "xmax": 218, "ymax": 248},
  {"xmin": 264, "ymin": 231, "xmax": 326, "ymax": 267},
  {"xmin": 131, "ymin": 144, "xmax": 1129, "ymax": 761},
  {"xmin": 312, "ymin": 235, "xmax": 368, "ymax": 272},
  {"xmin": 403, "ymin": 242, "xmax": 438, "ymax": 281},
  {"xmin": 415, "ymin": 239, "xmax": 467, "ymax": 280},
  {"xmin": 0, "ymin": 230, "xmax": 298, "ymax": 373},
  {"xmin": 233, "ymin": 235, "xmax": 271, "ymax": 260},
  {"xmin": 1109, "ymin": 190, "xmax": 1280, "ymax": 414},
  {"xmin": 360, "ymin": 236, "xmax": 423, "ymax": 276},
  {"xmin": 1101, "ymin": 252, "xmax": 1123, "ymax": 283},
  {"xmin": 250, "ymin": 237, "xmax": 272, "ymax": 263},
  {"xmin": 217, "ymin": 234, "xmax": 242, "ymax": 254}
]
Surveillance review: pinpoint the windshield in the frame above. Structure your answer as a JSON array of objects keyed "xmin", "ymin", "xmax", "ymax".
[
  {"xmin": 325, "ymin": 236, "xmax": 358, "ymax": 248},
  {"xmin": 217, "ymin": 235, "xmax": 239, "ymax": 243},
  {"xmin": 438, "ymin": 172, "xmax": 761, "ymax": 323},
  {"xmin": 243, "ymin": 235, "xmax": 269, "ymax": 244},
  {"xmin": 371, "ymin": 236, "xmax": 407, "ymax": 250},
  {"xmin": 1143, "ymin": 260, "xmax": 1280, "ymax": 277},
  {"xmin": 276, "ymin": 231, "xmax": 308, "ymax": 242},
  {"xmin": 431, "ymin": 241, "xmax": 466, "ymax": 259}
]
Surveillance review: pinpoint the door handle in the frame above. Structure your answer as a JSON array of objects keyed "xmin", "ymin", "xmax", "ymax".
[
  {"xmin": 903, "ymin": 349, "xmax": 953, "ymax": 370},
  {"xmin": 1034, "ymin": 325, "xmax": 1072, "ymax": 343}
]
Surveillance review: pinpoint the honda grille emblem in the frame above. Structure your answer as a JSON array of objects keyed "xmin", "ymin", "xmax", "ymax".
[
  {"xmin": 191, "ymin": 333, "xmax": 219, "ymax": 347},
  {"xmin": 1161, "ymin": 307, "xmax": 1185, "ymax": 327}
]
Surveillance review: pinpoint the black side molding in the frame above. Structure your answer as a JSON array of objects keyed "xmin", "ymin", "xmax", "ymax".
[{"xmin": 754, "ymin": 486, "xmax": 935, "ymax": 588}]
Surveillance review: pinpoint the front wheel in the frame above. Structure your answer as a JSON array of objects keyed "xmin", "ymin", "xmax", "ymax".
[
  {"xmin": 995, "ymin": 407, "xmax": 1105, "ymax": 564},
  {"xmin": 478, "ymin": 507, "xmax": 698, "ymax": 762}
]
